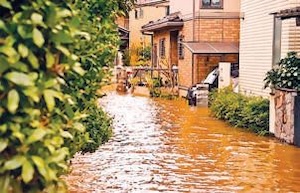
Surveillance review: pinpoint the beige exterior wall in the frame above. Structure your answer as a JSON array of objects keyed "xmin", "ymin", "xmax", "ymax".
[
  {"xmin": 170, "ymin": 0, "xmax": 240, "ymax": 16},
  {"xmin": 116, "ymin": 16, "xmax": 129, "ymax": 29},
  {"xmin": 239, "ymin": 0, "xmax": 300, "ymax": 97},
  {"xmin": 178, "ymin": 51, "xmax": 193, "ymax": 89},
  {"xmin": 129, "ymin": 4, "xmax": 168, "ymax": 48},
  {"xmin": 153, "ymin": 30, "xmax": 172, "ymax": 67}
]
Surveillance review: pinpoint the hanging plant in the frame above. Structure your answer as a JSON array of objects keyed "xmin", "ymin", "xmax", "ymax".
[{"xmin": 264, "ymin": 52, "xmax": 300, "ymax": 91}]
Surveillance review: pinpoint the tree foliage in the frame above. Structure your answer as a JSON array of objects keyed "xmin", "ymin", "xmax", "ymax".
[{"xmin": 0, "ymin": 0, "xmax": 133, "ymax": 192}]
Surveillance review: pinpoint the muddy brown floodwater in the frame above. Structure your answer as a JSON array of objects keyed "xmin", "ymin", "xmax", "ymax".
[{"xmin": 66, "ymin": 91, "xmax": 300, "ymax": 193}]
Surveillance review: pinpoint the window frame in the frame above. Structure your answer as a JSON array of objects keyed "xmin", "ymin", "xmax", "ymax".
[
  {"xmin": 135, "ymin": 9, "xmax": 138, "ymax": 19},
  {"xmin": 200, "ymin": 0, "xmax": 223, "ymax": 9},
  {"xmin": 178, "ymin": 35, "xmax": 184, "ymax": 60},
  {"xmin": 159, "ymin": 38, "xmax": 166, "ymax": 58}
]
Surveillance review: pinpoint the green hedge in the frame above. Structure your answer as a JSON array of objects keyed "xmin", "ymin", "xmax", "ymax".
[
  {"xmin": 209, "ymin": 88, "xmax": 269, "ymax": 135},
  {"xmin": 0, "ymin": 0, "xmax": 133, "ymax": 192}
]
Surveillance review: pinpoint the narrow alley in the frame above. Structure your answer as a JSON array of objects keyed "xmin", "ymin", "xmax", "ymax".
[{"xmin": 66, "ymin": 92, "xmax": 300, "ymax": 192}]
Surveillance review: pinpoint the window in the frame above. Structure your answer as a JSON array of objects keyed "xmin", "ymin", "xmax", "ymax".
[
  {"xmin": 135, "ymin": 8, "xmax": 144, "ymax": 19},
  {"xmin": 165, "ymin": 5, "xmax": 170, "ymax": 16},
  {"xmin": 178, "ymin": 35, "xmax": 184, "ymax": 59},
  {"xmin": 159, "ymin": 38, "xmax": 165, "ymax": 58},
  {"xmin": 201, "ymin": 0, "xmax": 223, "ymax": 9},
  {"xmin": 139, "ymin": 8, "xmax": 144, "ymax": 18}
]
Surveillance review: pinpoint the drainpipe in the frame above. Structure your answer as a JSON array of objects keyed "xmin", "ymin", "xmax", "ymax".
[
  {"xmin": 192, "ymin": 0, "xmax": 196, "ymax": 86},
  {"xmin": 193, "ymin": 0, "xmax": 196, "ymax": 41},
  {"xmin": 192, "ymin": 53, "xmax": 194, "ymax": 85},
  {"xmin": 272, "ymin": 16, "xmax": 282, "ymax": 67}
]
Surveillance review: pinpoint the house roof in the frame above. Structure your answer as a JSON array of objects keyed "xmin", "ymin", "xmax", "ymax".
[
  {"xmin": 183, "ymin": 42, "xmax": 239, "ymax": 54},
  {"xmin": 118, "ymin": 26, "xmax": 129, "ymax": 40},
  {"xmin": 118, "ymin": 25, "xmax": 129, "ymax": 33},
  {"xmin": 141, "ymin": 12, "xmax": 183, "ymax": 32},
  {"xmin": 135, "ymin": 0, "xmax": 169, "ymax": 7},
  {"xmin": 273, "ymin": 6, "xmax": 300, "ymax": 20}
]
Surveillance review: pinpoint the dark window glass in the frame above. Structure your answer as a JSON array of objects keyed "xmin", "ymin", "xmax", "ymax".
[
  {"xmin": 166, "ymin": 5, "xmax": 170, "ymax": 16},
  {"xmin": 201, "ymin": 0, "xmax": 223, "ymax": 9},
  {"xmin": 159, "ymin": 38, "xmax": 165, "ymax": 58},
  {"xmin": 178, "ymin": 35, "xmax": 184, "ymax": 59}
]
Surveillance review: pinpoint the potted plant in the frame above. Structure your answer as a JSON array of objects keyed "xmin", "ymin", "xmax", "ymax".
[{"xmin": 264, "ymin": 51, "xmax": 299, "ymax": 92}]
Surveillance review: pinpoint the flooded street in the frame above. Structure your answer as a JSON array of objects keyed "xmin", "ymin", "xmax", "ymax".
[{"xmin": 66, "ymin": 92, "xmax": 300, "ymax": 193}]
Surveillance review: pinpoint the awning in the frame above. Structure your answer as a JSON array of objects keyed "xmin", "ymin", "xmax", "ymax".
[
  {"xmin": 141, "ymin": 12, "xmax": 183, "ymax": 32},
  {"xmin": 183, "ymin": 42, "xmax": 239, "ymax": 54},
  {"xmin": 273, "ymin": 6, "xmax": 300, "ymax": 20}
]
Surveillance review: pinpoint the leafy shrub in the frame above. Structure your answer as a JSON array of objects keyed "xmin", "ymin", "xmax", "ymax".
[
  {"xmin": 0, "ymin": 0, "xmax": 134, "ymax": 192},
  {"xmin": 0, "ymin": 1, "xmax": 84, "ymax": 192},
  {"xmin": 264, "ymin": 52, "xmax": 300, "ymax": 91},
  {"xmin": 210, "ymin": 87, "xmax": 269, "ymax": 135},
  {"xmin": 80, "ymin": 104, "xmax": 112, "ymax": 154}
]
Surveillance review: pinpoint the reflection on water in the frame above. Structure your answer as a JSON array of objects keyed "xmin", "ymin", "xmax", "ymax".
[{"xmin": 66, "ymin": 92, "xmax": 300, "ymax": 193}]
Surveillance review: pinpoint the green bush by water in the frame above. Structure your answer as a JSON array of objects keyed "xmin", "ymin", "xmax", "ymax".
[
  {"xmin": 209, "ymin": 88, "xmax": 269, "ymax": 135},
  {"xmin": 0, "ymin": 0, "xmax": 133, "ymax": 192}
]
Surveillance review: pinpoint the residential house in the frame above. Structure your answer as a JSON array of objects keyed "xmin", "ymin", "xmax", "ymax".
[
  {"xmin": 141, "ymin": 0, "xmax": 241, "ymax": 96},
  {"xmin": 239, "ymin": 0, "xmax": 300, "ymax": 134},
  {"xmin": 129, "ymin": 0, "xmax": 170, "ymax": 64},
  {"xmin": 239, "ymin": 0, "xmax": 300, "ymax": 97},
  {"xmin": 116, "ymin": 16, "xmax": 130, "ymax": 52}
]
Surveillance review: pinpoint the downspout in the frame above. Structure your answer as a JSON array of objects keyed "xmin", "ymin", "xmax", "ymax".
[
  {"xmin": 192, "ymin": 53, "xmax": 194, "ymax": 85},
  {"xmin": 193, "ymin": 0, "xmax": 196, "ymax": 41},
  {"xmin": 272, "ymin": 15, "xmax": 282, "ymax": 67},
  {"xmin": 192, "ymin": 0, "xmax": 195, "ymax": 86}
]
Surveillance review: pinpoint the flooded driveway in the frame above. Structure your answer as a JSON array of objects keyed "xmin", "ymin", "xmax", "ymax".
[{"xmin": 66, "ymin": 92, "xmax": 300, "ymax": 193}]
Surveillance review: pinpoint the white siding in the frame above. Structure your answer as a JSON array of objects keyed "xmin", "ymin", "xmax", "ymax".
[{"xmin": 240, "ymin": 0, "xmax": 300, "ymax": 97}]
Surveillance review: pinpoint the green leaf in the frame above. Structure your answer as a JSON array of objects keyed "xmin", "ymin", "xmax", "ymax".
[
  {"xmin": 73, "ymin": 122, "xmax": 85, "ymax": 132},
  {"xmin": 26, "ymin": 128, "xmax": 47, "ymax": 144},
  {"xmin": 18, "ymin": 44, "xmax": 29, "ymax": 58},
  {"xmin": 4, "ymin": 155, "xmax": 25, "ymax": 170},
  {"xmin": 11, "ymin": 61, "xmax": 29, "ymax": 72},
  {"xmin": 22, "ymin": 160, "xmax": 34, "ymax": 183},
  {"xmin": 51, "ymin": 31, "xmax": 73, "ymax": 44},
  {"xmin": 0, "ymin": 139, "xmax": 8, "ymax": 152},
  {"xmin": 32, "ymin": 156, "xmax": 49, "ymax": 181},
  {"xmin": 56, "ymin": 45, "xmax": 70, "ymax": 56},
  {"xmin": 31, "ymin": 13, "xmax": 43, "ymax": 24},
  {"xmin": 0, "ymin": 56, "xmax": 9, "ymax": 74},
  {"xmin": 7, "ymin": 89, "xmax": 19, "ymax": 114},
  {"xmin": 28, "ymin": 51, "xmax": 39, "ymax": 69},
  {"xmin": 73, "ymin": 64, "xmax": 85, "ymax": 76},
  {"xmin": 17, "ymin": 25, "xmax": 32, "ymax": 39},
  {"xmin": 60, "ymin": 131, "xmax": 73, "ymax": 139},
  {"xmin": 65, "ymin": 103, "xmax": 74, "ymax": 118},
  {"xmin": 48, "ymin": 148, "xmax": 69, "ymax": 163},
  {"xmin": 43, "ymin": 88, "xmax": 63, "ymax": 111},
  {"xmin": 33, "ymin": 28, "xmax": 44, "ymax": 47},
  {"xmin": 46, "ymin": 51, "xmax": 55, "ymax": 68},
  {"xmin": 5, "ymin": 72, "xmax": 35, "ymax": 87},
  {"xmin": 57, "ymin": 9, "xmax": 72, "ymax": 18},
  {"xmin": 0, "ymin": 19, "xmax": 7, "ymax": 31},
  {"xmin": 0, "ymin": 0, "xmax": 12, "ymax": 9},
  {"xmin": 23, "ymin": 87, "xmax": 40, "ymax": 102},
  {"xmin": 0, "ymin": 46, "xmax": 18, "ymax": 57}
]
